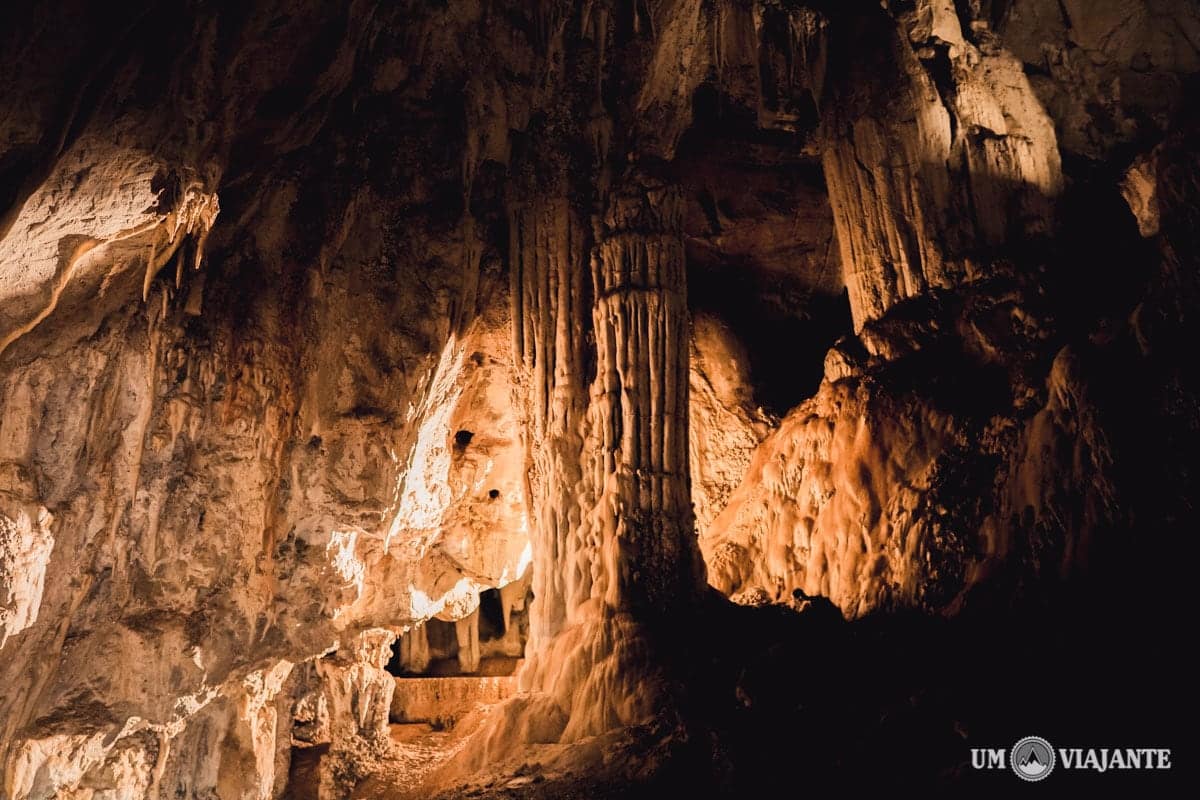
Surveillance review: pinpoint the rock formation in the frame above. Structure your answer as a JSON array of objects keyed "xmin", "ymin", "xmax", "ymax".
[{"xmin": 1, "ymin": 0, "xmax": 1196, "ymax": 797}]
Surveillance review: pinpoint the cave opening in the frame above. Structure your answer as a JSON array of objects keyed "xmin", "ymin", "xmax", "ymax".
[
  {"xmin": 385, "ymin": 583, "xmax": 531, "ymax": 681},
  {"xmin": 675, "ymin": 82, "xmax": 854, "ymax": 416},
  {"xmin": 380, "ymin": 580, "xmax": 533, "ymax": 743},
  {"xmin": 689, "ymin": 264, "xmax": 853, "ymax": 414}
]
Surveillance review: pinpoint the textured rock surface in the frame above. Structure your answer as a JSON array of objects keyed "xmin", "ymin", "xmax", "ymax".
[
  {"xmin": 700, "ymin": 0, "xmax": 1199, "ymax": 621},
  {"xmin": 822, "ymin": 2, "xmax": 1063, "ymax": 328},
  {"xmin": 0, "ymin": 0, "xmax": 1196, "ymax": 798},
  {"xmin": 0, "ymin": 4, "xmax": 532, "ymax": 797}
]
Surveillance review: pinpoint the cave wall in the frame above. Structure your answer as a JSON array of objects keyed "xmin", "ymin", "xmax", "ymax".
[
  {"xmin": 0, "ymin": 0, "xmax": 1197, "ymax": 798},
  {"xmin": 0, "ymin": 3, "xmax": 533, "ymax": 796}
]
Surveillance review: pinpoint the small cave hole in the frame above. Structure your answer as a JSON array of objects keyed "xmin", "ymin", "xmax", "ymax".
[
  {"xmin": 488, "ymin": 489, "xmax": 500, "ymax": 500},
  {"xmin": 478, "ymin": 588, "xmax": 506, "ymax": 639},
  {"xmin": 453, "ymin": 429, "xmax": 474, "ymax": 448}
]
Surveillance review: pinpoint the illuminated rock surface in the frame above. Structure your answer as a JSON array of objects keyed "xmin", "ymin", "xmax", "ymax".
[{"xmin": 0, "ymin": 1, "xmax": 1196, "ymax": 797}]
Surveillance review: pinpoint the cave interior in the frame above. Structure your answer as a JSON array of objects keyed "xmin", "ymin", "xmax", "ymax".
[{"xmin": 0, "ymin": 0, "xmax": 1196, "ymax": 797}]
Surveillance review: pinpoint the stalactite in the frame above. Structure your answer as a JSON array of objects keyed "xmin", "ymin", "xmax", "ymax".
[
  {"xmin": 140, "ymin": 182, "xmax": 220, "ymax": 303},
  {"xmin": 399, "ymin": 625, "xmax": 431, "ymax": 675}
]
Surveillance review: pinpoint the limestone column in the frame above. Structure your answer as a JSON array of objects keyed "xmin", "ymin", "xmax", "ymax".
[
  {"xmin": 506, "ymin": 174, "xmax": 704, "ymax": 744},
  {"xmin": 588, "ymin": 178, "xmax": 702, "ymax": 613},
  {"xmin": 508, "ymin": 196, "xmax": 592, "ymax": 650}
]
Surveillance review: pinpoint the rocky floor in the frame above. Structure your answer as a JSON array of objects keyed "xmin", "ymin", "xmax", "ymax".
[{"xmin": 352, "ymin": 725, "xmax": 462, "ymax": 800}]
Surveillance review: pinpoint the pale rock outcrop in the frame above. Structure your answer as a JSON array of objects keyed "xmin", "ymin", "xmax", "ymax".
[
  {"xmin": 0, "ymin": 469, "xmax": 53, "ymax": 650},
  {"xmin": 702, "ymin": 363, "xmax": 961, "ymax": 617},
  {"xmin": 700, "ymin": 338, "xmax": 1108, "ymax": 617}
]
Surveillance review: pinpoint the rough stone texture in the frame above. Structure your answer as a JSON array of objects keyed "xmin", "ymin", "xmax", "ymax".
[
  {"xmin": 701, "ymin": 276, "xmax": 1117, "ymax": 616},
  {"xmin": 687, "ymin": 315, "xmax": 774, "ymax": 537},
  {"xmin": 0, "ymin": 4, "xmax": 531, "ymax": 797},
  {"xmin": 1000, "ymin": 0, "xmax": 1200, "ymax": 160},
  {"xmin": 0, "ymin": 481, "xmax": 54, "ymax": 650},
  {"xmin": 822, "ymin": 2, "xmax": 1063, "ymax": 329},
  {"xmin": 699, "ymin": 0, "xmax": 1199, "ymax": 622}
]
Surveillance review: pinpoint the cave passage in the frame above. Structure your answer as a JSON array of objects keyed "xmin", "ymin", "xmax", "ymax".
[{"xmin": 385, "ymin": 583, "xmax": 531, "ymax": 680}]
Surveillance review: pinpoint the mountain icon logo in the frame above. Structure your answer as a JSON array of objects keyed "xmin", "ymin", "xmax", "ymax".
[{"xmin": 1011, "ymin": 736, "xmax": 1055, "ymax": 781}]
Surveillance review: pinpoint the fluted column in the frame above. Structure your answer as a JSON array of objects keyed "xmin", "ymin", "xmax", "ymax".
[
  {"xmin": 508, "ymin": 197, "xmax": 592, "ymax": 648},
  {"xmin": 589, "ymin": 179, "xmax": 701, "ymax": 613},
  {"xmin": 509, "ymin": 176, "xmax": 702, "ymax": 640}
]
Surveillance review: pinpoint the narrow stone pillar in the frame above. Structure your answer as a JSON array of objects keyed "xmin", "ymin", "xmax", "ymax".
[
  {"xmin": 455, "ymin": 608, "xmax": 481, "ymax": 674},
  {"xmin": 509, "ymin": 197, "xmax": 592, "ymax": 649}
]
